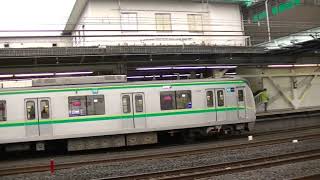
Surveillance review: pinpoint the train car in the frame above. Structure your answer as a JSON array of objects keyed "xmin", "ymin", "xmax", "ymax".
[{"xmin": 0, "ymin": 75, "xmax": 256, "ymax": 151}]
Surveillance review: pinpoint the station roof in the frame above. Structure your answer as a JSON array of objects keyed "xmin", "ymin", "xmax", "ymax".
[
  {"xmin": 63, "ymin": 0, "xmax": 88, "ymax": 35},
  {"xmin": 0, "ymin": 44, "xmax": 319, "ymax": 75},
  {"xmin": 258, "ymin": 26, "xmax": 320, "ymax": 51}
]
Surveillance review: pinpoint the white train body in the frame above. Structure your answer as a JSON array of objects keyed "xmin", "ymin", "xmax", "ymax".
[{"xmin": 0, "ymin": 76, "xmax": 255, "ymax": 151}]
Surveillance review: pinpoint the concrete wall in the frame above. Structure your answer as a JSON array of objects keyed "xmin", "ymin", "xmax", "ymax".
[
  {"xmin": 73, "ymin": 0, "xmax": 246, "ymax": 46},
  {"xmin": 0, "ymin": 37, "xmax": 72, "ymax": 48}
]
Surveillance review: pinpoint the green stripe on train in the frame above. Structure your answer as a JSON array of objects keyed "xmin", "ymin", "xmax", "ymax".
[
  {"xmin": 0, "ymin": 80, "xmax": 245, "ymax": 96},
  {"xmin": 0, "ymin": 107, "xmax": 245, "ymax": 128}
]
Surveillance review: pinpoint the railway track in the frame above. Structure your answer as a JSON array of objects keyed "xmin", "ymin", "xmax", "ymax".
[
  {"xmin": 0, "ymin": 126, "xmax": 320, "ymax": 177},
  {"xmin": 102, "ymin": 149, "xmax": 320, "ymax": 180},
  {"xmin": 292, "ymin": 174, "xmax": 320, "ymax": 180}
]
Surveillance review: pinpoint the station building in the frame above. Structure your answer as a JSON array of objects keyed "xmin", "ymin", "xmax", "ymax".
[{"xmin": 63, "ymin": 0, "xmax": 247, "ymax": 47}]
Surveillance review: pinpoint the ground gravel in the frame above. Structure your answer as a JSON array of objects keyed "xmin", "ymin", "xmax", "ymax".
[
  {"xmin": 204, "ymin": 159, "xmax": 320, "ymax": 180},
  {"xmin": 1, "ymin": 138, "xmax": 319, "ymax": 180}
]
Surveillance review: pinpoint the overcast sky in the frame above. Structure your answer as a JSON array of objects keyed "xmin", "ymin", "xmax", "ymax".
[{"xmin": 0, "ymin": 0, "xmax": 76, "ymax": 31}]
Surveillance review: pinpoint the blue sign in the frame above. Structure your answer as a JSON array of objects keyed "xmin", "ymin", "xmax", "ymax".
[
  {"xmin": 187, "ymin": 102, "xmax": 192, "ymax": 108},
  {"xmin": 92, "ymin": 89, "xmax": 99, "ymax": 94},
  {"xmin": 226, "ymin": 87, "xmax": 235, "ymax": 93}
]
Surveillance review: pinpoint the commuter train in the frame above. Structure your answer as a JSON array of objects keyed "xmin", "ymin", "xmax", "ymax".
[{"xmin": 0, "ymin": 75, "xmax": 256, "ymax": 151}]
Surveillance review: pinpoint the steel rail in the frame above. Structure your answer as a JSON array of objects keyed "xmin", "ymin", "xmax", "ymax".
[
  {"xmin": 292, "ymin": 174, "xmax": 320, "ymax": 180},
  {"xmin": 102, "ymin": 149, "xmax": 320, "ymax": 180}
]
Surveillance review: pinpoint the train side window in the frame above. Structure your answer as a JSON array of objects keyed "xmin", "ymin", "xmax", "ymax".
[
  {"xmin": 238, "ymin": 89, "xmax": 244, "ymax": 102},
  {"xmin": 122, "ymin": 95, "xmax": 131, "ymax": 113},
  {"xmin": 135, "ymin": 94, "xmax": 144, "ymax": 113},
  {"xmin": 68, "ymin": 95, "xmax": 105, "ymax": 117},
  {"xmin": 69, "ymin": 96, "xmax": 87, "ymax": 117},
  {"xmin": 40, "ymin": 100, "xmax": 50, "ymax": 119},
  {"xmin": 176, "ymin": 90, "xmax": 192, "ymax": 109},
  {"xmin": 206, "ymin": 91, "xmax": 214, "ymax": 107},
  {"xmin": 26, "ymin": 101, "xmax": 36, "ymax": 120},
  {"xmin": 217, "ymin": 90, "xmax": 224, "ymax": 107},
  {"xmin": 0, "ymin": 101, "xmax": 6, "ymax": 121},
  {"xmin": 160, "ymin": 91, "xmax": 176, "ymax": 110},
  {"xmin": 87, "ymin": 95, "xmax": 105, "ymax": 115}
]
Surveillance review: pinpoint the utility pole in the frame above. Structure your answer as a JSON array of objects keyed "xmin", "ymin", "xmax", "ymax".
[{"xmin": 265, "ymin": 0, "xmax": 271, "ymax": 42}]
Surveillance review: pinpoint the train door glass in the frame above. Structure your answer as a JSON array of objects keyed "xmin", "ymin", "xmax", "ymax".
[
  {"xmin": 122, "ymin": 95, "xmax": 132, "ymax": 114},
  {"xmin": 237, "ymin": 88, "xmax": 246, "ymax": 119},
  {"xmin": 121, "ymin": 94, "xmax": 134, "ymax": 129},
  {"xmin": 121, "ymin": 93, "xmax": 146, "ymax": 129},
  {"xmin": 215, "ymin": 89, "xmax": 227, "ymax": 121},
  {"xmin": 25, "ymin": 99, "xmax": 39, "ymax": 137},
  {"xmin": 205, "ymin": 90, "xmax": 216, "ymax": 122},
  {"xmin": 25, "ymin": 98, "xmax": 53, "ymax": 137},
  {"xmin": 0, "ymin": 101, "xmax": 7, "ymax": 121},
  {"xmin": 133, "ymin": 93, "xmax": 146, "ymax": 128},
  {"xmin": 40, "ymin": 100, "xmax": 50, "ymax": 119},
  {"xmin": 26, "ymin": 100, "xmax": 37, "ymax": 121},
  {"xmin": 38, "ymin": 98, "xmax": 53, "ymax": 136}
]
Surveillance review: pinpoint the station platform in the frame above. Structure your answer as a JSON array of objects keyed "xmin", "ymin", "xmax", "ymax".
[{"xmin": 256, "ymin": 106, "xmax": 320, "ymax": 121}]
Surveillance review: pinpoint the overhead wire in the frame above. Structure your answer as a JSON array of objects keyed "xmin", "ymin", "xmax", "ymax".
[{"xmin": 0, "ymin": 18, "xmax": 319, "ymax": 49}]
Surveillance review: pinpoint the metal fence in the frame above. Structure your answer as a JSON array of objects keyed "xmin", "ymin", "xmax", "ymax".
[{"xmin": 0, "ymin": 45, "xmax": 265, "ymax": 58}]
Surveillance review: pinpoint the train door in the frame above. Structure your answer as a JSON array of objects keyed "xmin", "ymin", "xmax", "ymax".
[
  {"xmin": 25, "ymin": 98, "xmax": 53, "ymax": 137},
  {"xmin": 121, "ymin": 93, "xmax": 146, "ymax": 129},
  {"xmin": 215, "ymin": 89, "xmax": 227, "ymax": 121},
  {"xmin": 205, "ymin": 90, "xmax": 216, "ymax": 122},
  {"xmin": 236, "ymin": 88, "xmax": 246, "ymax": 119}
]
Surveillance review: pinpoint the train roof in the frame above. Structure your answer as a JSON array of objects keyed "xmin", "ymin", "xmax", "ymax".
[{"xmin": 0, "ymin": 75, "xmax": 248, "ymax": 94}]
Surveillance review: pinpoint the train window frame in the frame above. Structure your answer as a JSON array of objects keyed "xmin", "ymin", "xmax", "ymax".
[
  {"xmin": 122, "ymin": 95, "xmax": 131, "ymax": 114},
  {"xmin": 26, "ymin": 101, "xmax": 36, "ymax": 120},
  {"xmin": 0, "ymin": 100, "xmax": 6, "ymax": 121},
  {"xmin": 238, "ymin": 89, "xmax": 244, "ymax": 102},
  {"xmin": 40, "ymin": 100, "xmax": 50, "ymax": 119},
  {"xmin": 135, "ymin": 94, "xmax": 144, "ymax": 113},
  {"xmin": 160, "ymin": 90, "xmax": 192, "ymax": 111},
  {"xmin": 176, "ymin": 90, "xmax": 192, "ymax": 109},
  {"xmin": 217, "ymin": 90, "xmax": 225, "ymax": 107},
  {"xmin": 160, "ymin": 91, "xmax": 176, "ymax": 110},
  {"xmin": 206, "ymin": 91, "xmax": 214, "ymax": 107},
  {"xmin": 68, "ymin": 95, "xmax": 105, "ymax": 117},
  {"xmin": 87, "ymin": 95, "xmax": 105, "ymax": 116}
]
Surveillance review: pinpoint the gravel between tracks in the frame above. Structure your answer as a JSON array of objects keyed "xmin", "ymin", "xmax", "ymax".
[
  {"xmin": 1, "ymin": 138, "xmax": 320, "ymax": 180},
  {"xmin": 203, "ymin": 159, "xmax": 320, "ymax": 180}
]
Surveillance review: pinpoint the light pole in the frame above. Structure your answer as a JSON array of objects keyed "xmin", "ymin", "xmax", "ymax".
[{"xmin": 265, "ymin": 0, "xmax": 271, "ymax": 42}]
